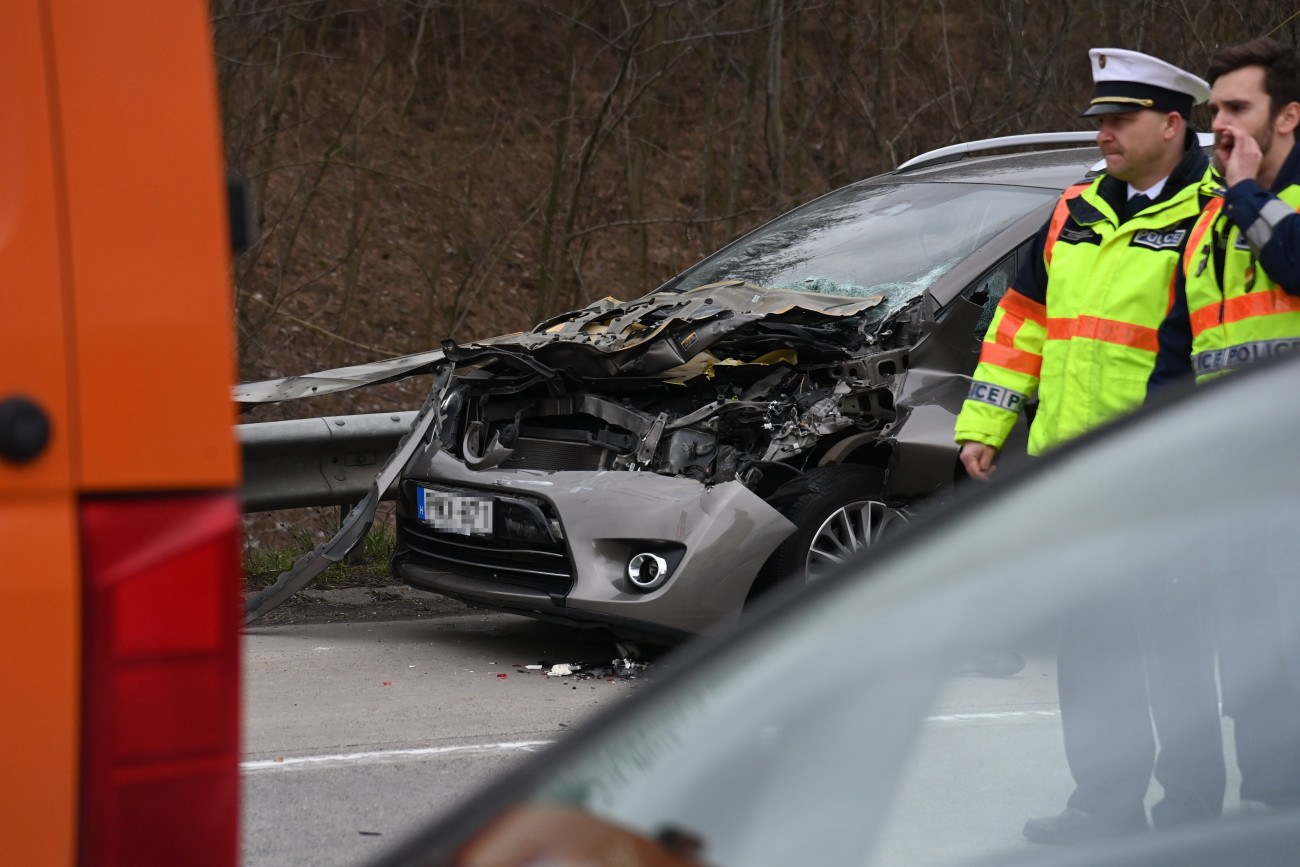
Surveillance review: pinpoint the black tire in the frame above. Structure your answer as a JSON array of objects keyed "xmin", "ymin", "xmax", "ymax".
[{"xmin": 751, "ymin": 464, "xmax": 903, "ymax": 599}]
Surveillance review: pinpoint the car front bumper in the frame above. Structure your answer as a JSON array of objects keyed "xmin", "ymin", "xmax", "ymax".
[{"xmin": 393, "ymin": 448, "xmax": 796, "ymax": 637}]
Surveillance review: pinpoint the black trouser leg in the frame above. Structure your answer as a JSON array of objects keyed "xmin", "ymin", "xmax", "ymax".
[
  {"xmin": 1142, "ymin": 572, "xmax": 1224, "ymax": 826},
  {"xmin": 1058, "ymin": 574, "xmax": 1223, "ymax": 826},
  {"xmin": 1059, "ymin": 589, "xmax": 1153, "ymax": 822},
  {"xmin": 1219, "ymin": 570, "xmax": 1300, "ymax": 808}
]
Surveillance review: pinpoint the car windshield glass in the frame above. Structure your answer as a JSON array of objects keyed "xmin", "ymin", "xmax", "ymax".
[
  {"xmin": 666, "ymin": 182, "xmax": 1055, "ymax": 316},
  {"xmin": 488, "ymin": 360, "xmax": 1300, "ymax": 867}
]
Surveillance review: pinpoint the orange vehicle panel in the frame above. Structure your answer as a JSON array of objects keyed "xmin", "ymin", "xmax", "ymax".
[
  {"xmin": 0, "ymin": 0, "xmax": 76, "ymax": 498},
  {"xmin": 0, "ymin": 3, "xmax": 81, "ymax": 863},
  {"xmin": 2, "ymin": 1, "xmax": 242, "ymax": 863},
  {"xmin": 46, "ymin": 0, "xmax": 239, "ymax": 492}
]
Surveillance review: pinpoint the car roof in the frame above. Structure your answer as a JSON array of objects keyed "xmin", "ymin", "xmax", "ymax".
[
  {"xmin": 890, "ymin": 144, "xmax": 1100, "ymax": 188},
  {"xmin": 783, "ymin": 143, "xmax": 1103, "ymax": 220}
]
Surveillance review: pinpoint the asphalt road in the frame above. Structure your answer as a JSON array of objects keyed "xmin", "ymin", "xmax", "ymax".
[{"xmin": 241, "ymin": 612, "xmax": 650, "ymax": 867}]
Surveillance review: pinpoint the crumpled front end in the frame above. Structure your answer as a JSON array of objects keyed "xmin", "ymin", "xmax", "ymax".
[{"xmin": 392, "ymin": 280, "xmax": 943, "ymax": 636}]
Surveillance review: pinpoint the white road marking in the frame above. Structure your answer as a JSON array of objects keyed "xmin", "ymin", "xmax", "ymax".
[
  {"xmin": 926, "ymin": 710, "xmax": 1060, "ymax": 723},
  {"xmin": 242, "ymin": 739, "xmax": 554, "ymax": 772},
  {"xmin": 243, "ymin": 711, "xmax": 1061, "ymax": 773}
]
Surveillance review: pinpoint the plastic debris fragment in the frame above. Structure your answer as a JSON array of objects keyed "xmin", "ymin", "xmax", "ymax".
[{"xmin": 516, "ymin": 655, "xmax": 651, "ymax": 683}]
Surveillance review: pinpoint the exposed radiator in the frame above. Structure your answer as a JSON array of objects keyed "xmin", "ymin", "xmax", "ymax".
[{"xmin": 500, "ymin": 435, "xmax": 607, "ymax": 472}]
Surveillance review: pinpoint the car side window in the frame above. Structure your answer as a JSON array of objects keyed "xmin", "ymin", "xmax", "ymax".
[{"xmin": 962, "ymin": 252, "xmax": 1016, "ymax": 340}]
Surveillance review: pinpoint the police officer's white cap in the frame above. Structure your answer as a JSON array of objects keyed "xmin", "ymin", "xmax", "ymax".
[{"xmin": 1083, "ymin": 48, "xmax": 1210, "ymax": 118}]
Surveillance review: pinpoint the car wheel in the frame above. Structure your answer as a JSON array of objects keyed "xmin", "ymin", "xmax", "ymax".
[{"xmin": 752, "ymin": 465, "xmax": 904, "ymax": 597}]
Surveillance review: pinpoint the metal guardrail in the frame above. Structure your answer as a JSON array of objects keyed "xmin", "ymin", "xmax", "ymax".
[
  {"xmin": 242, "ymin": 384, "xmax": 445, "ymax": 624},
  {"xmin": 238, "ymin": 410, "xmax": 417, "ymax": 512}
]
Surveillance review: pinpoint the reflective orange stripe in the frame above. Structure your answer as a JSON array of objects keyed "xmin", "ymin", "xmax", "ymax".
[
  {"xmin": 1222, "ymin": 289, "xmax": 1300, "ymax": 323},
  {"xmin": 993, "ymin": 288, "xmax": 1047, "ymax": 345},
  {"xmin": 1189, "ymin": 301, "xmax": 1219, "ymax": 337},
  {"xmin": 1190, "ymin": 288, "xmax": 1300, "ymax": 337},
  {"xmin": 978, "ymin": 342, "xmax": 1043, "ymax": 377},
  {"xmin": 1047, "ymin": 316, "xmax": 1160, "ymax": 352},
  {"xmin": 1044, "ymin": 183, "xmax": 1090, "ymax": 266},
  {"xmin": 1183, "ymin": 199, "xmax": 1223, "ymax": 276}
]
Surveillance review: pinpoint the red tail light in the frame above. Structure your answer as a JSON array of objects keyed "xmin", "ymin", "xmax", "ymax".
[{"xmin": 79, "ymin": 493, "xmax": 242, "ymax": 867}]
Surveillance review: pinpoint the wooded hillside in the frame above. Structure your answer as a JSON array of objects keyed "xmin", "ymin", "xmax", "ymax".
[{"xmin": 215, "ymin": 0, "xmax": 1293, "ymax": 417}]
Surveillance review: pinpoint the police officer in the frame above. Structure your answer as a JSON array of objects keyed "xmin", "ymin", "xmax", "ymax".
[
  {"xmin": 1150, "ymin": 39, "xmax": 1300, "ymax": 387},
  {"xmin": 1149, "ymin": 37, "xmax": 1300, "ymax": 811},
  {"xmin": 954, "ymin": 49, "xmax": 1226, "ymax": 843}
]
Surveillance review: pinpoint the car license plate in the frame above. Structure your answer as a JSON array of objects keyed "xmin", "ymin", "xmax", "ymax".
[{"xmin": 418, "ymin": 487, "xmax": 493, "ymax": 536}]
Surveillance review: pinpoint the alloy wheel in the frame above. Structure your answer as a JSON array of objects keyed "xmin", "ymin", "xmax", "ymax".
[{"xmin": 805, "ymin": 500, "xmax": 901, "ymax": 582}]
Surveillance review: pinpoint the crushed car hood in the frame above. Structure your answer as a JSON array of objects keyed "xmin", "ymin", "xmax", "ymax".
[
  {"xmin": 525, "ymin": 281, "xmax": 882, "ymax": 351},
  {"xmin": 234, "ymin": 282, "xmax": 884, "ymax": 405},
  {"xmin": 500, "ymin": 281, "xmax": 883, "ymax": 379}
]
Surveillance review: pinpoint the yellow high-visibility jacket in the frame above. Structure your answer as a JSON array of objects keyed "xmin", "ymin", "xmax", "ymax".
[
  {"xmin": 955, "ymin": 142, "xmax": 1211, "ymax": 455},
  {"xmin": 1149, "ymin": 143, "xmax": 1300, "ymax": 392}
]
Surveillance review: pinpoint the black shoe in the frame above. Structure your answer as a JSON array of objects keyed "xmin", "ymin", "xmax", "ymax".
[{"xmin": 1023, "ymin": 807, "xmax": 1148, "ymax": 845}]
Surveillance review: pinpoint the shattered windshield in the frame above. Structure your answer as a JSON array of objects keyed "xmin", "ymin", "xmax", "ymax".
[{"xmin": 666, "ymin": 182, "xmax": 1055, "ymax": 316}]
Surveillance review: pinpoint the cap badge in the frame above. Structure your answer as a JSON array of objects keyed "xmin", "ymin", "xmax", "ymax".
[{"xmin": 1098, "ymin": 54, "xmax": 1107, "ymax": 68}]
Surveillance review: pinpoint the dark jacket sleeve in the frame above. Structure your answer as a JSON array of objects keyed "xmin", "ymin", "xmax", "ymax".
[
  {"xmin": 1147, "ymin": 257, "xmax": 1195, "ymax": 401},
  {"xmin": 1223, "ymin": 180, "xmax": 1300, "ymax": 293},
  {"xmin": 1015, "ymin": 218, "xmax": 1051, "ymax": 305}
]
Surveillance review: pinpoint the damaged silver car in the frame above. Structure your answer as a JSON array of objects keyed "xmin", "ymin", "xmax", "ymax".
[{"xmin": 389, "ymin": 136, "xmax": 1109, "ymax": 641}]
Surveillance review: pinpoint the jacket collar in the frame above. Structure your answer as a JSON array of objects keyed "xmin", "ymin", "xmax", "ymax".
[{"xmin": 1270, "ymin": 139, "xmax": 1300, "ymax": 193}]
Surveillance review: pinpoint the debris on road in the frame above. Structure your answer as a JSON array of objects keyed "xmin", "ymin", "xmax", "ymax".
[{"xmin": 505, "ymin": 657, "xmax": 652, "ymax": 683}]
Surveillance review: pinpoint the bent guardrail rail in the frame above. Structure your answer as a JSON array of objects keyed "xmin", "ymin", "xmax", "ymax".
[
  {"xmin": 242, "ymin": 368, "xmax": 449, "ymax": 624},
  {"xmin": 233, "ymin": 349, "xmax": 445, "ymax": 407}
]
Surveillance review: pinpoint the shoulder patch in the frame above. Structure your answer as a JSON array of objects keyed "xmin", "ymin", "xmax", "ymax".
[
  {"xmin": 1057, "ymin": 224, "xmax": 1101, "ymax": 245},
  {"xmin": 1129, "ymin": 228, "xmax": 1188, "ymax": 251}
]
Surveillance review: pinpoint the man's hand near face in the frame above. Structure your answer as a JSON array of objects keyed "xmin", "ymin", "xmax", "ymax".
[{"xmin": 1216, "ymin": 124, "xmax": 1265, "ymax": 187}]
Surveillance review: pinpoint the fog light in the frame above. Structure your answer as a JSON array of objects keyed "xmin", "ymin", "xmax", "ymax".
[{"xmin": 627, "ymin": 552, "xmax": 670, "ymax": 591}]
